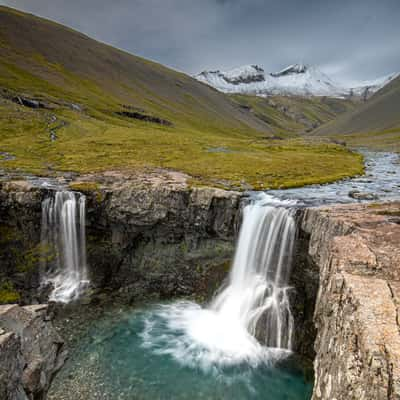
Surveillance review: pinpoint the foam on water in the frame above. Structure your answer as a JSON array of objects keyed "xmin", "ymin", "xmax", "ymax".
[{"xmin": 141, "ymin": 193, "xmax": 296, "ymax": 370}]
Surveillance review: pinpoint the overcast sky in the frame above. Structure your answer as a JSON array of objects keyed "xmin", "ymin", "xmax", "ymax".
[{"xmin": 1, "ymin": 0, "xmax": 399, "ymax": 84}]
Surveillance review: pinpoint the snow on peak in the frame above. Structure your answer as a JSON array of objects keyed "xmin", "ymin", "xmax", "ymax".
[
  {"xmin": 197, "ymin": 65, "xmax": 265, "ymax": 86},
  {"xmin": 195, "ymin": 63, "xmax": 398, "ymax": 98},
  {"xmin": 348, "ymin": 72, "xmax": 400, "ymax": 99},
  {"xmin": 270, "ymin": 63, "xmax": 308, "ymax": 77}
]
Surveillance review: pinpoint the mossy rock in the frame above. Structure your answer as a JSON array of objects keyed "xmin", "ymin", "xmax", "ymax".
[{"xmin": 0, "ymin": 281, "xmax": 20, "ymax": 304}]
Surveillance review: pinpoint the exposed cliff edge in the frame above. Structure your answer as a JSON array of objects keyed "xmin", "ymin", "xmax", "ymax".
[
  {"xmin": 0, "ymin": 304, "xmax": 67, "ymax": 400},
  {"xmin": 300, "ymin": 202, "xmax": 400, "ymax": 400},
  {"xmin": 1, "ymin": 174, "xmax": 400, "ymax": 400},
  {"xmin": 0, "ymin": 171, "xmax": 242, "ymax": 303}
]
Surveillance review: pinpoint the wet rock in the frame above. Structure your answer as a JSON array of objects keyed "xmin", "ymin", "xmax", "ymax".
[
  {"xmin": 0, "ymin": 152, "xmax": 16, "ymax": 161},
  {"xmin": 348, "ymin": 190, "xmax": 379, "ymax": 200},
  {"xmin": 0, "ymin": 171, "xmax": 242, "ymax": 302},
  {"xmin": 69, "ymin": 103, "xmax": 82, "ymax": 112},
  {"xmin": 115, "ymin": 110, "xmax": 172, "ymax": 126},
  {"xmin": 0, "ymin": 304, "xmax": 67, "ymax": 400}
]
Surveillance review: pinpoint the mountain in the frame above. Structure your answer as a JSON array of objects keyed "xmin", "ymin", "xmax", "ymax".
[
  {"xmin": 348, "ymin": 73, "xmax": 399, "ymax": 100},
  {"xmin": 311, "ymin": 75, "xmax": 400, "ymax": 151},
  {"xmin": 196, "ymin": 64, "xmax": 398, "ymax": 99},
  {"xmin": 0, "ymin": 6, "xmax": 363, "ymax": 190}
]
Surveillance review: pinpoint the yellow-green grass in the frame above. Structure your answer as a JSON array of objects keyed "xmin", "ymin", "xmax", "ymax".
[
  {"xmin": 0, "ymin": 98, "xmax": 363, "ymax": 190},
  {"xmin": 325, "ymin": 128, "xmax": 400, "ymax": 152},
  {"xmin": 0, "ymin": 5, "xmax": 364, "ymax": 190}
]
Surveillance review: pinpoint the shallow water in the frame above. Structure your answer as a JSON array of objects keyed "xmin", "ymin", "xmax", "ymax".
[
  {"xmin": 268, "ymin": 151, "xmax": 400, "ymax": 205},
  {"xmin": 49, "ymin": 305, "xmax": 312, "ymax": 400}
]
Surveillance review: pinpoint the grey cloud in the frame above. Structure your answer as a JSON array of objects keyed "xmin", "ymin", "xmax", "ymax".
[{"xmin": 0, "ymin": 0, "xmax": 399, "ymax": 82}]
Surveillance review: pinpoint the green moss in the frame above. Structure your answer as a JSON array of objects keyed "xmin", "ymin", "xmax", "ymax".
[
  {"xmin": 69, "ymin": 182, "xmax": 100, "ymax": 192},
  {"xmin": 376, "ymin": 210, "xmax": 400, "ymax": 217},
  {"xmin": 0, "ymin": 225, "xmax": 19, "ymax": 244},
  {"xmin": 16, "ymin": 243, "xmax": 56, "ymax": 273},
  {"xmin": 0, "ymin": 281, "xmax": 20, "ymax": 304}
]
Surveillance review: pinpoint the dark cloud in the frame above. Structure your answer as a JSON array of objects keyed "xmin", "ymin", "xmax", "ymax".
[{"xmin": 0, "ymin": 0, "xmax": 399, "ymax": 82}]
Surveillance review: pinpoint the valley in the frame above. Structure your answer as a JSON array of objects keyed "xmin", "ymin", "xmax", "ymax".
[{"xmin": 0, "ymin": 3, "xmax": 399, "ymax": 400}]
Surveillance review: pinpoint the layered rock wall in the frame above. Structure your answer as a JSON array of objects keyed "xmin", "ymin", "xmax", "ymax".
[
  {"xmin": 300, "ymin": 203, "xmax": 400, "ymax": 400},
  {"xmin": 0, "ymin": 171, "xmax": 242, "ymax": 303}
]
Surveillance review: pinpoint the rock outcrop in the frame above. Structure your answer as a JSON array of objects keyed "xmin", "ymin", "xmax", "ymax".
[
  {"xmin": 0, "ymin": 171, "xmax": 242, "ymax": 303},
  {"xmin": 0, "ymin": 304, "xmax": 67, "ymax": 400},
  {"xmin": 300, "ymin": 202, "xmax": 400, "ymax": 400},
  {"xmin": 74, "ymin": 170, "xmax": 242, "ymax": 301}
]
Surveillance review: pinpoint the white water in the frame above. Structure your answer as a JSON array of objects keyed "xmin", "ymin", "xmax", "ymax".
[
  {"xmin": 142, "ymin": 194, "xmax": 297, "ymax": 368},
  {"xmin": 41, "ymin": 191, "xmax": 89, "ymax": 303}
]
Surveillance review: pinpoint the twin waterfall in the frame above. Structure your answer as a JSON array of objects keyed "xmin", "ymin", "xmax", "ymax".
[
  {"xmin": 39, "ymin": 187, "xmax": 295, "ymax": 359},
  {"xmin": 41, "ymin": 191, "xmax": 89, "ymax": 303}
]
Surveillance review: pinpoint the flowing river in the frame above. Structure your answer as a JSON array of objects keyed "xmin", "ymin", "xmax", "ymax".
[{"xmin": 48, "ymin": 151, "xmax": 399, "ymax": 400}]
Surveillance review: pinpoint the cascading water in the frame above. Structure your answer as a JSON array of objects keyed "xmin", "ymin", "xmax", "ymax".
[
  {"xmin": 40, "ymin": 191, "xmax": 89, "ymax": 303},
  {"xmin": 142, "ymin": 194, "xmax": 297, "ymax": 368},
  {"xmin": 50, "ymin": 194, "xmax": 312, "ymax": 400},
  {"xmin": 210, "ymin": 197, "xmax": 296, "ymax": 349}
]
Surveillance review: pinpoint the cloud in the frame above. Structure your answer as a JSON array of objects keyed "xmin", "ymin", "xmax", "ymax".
[{"xmin": 0, "ymin": 0, "xmax": 399, "ymax": 81}]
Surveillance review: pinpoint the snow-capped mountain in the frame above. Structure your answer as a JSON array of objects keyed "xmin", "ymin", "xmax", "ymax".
[
  {"xmin": 348, "ymin": 72, "xmax": 399, "ymax": 99},
  {"xmin": 195, "ymin": 64, "xmax": 399, "ymax": 98}
]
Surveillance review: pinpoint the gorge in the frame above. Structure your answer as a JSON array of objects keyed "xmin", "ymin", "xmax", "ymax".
[{"xmin": 0, "ymin": 152, "xmax": 399, "ymax": 399}]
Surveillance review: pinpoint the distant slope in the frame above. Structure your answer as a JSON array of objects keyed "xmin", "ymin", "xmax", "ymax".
[
  {"xmin": 311, "ymin": 75, "xmax": 400, "ymax": 151},
  {"xmin": 0, "ymin": 6, "xmax": 363, "ymax": 189},
  {"xmin": 229, "ymin": 94, "xmax": 357, "ymax": 135},
  {"xmin": 0, "ymin": 6, "xmax": 270, "ymax": 133}
]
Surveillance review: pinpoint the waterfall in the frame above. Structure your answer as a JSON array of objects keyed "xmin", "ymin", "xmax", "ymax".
[
  {"xmin": 210, "ymin": 197, "xmax": 296, "ymax": 349},
  {"xmin": 141, "ymin": 194, "xmax": 297, "ymax": 368},
  {"xmin": 41, "ymin": 191, "xmax": 89, "ymax": 303}
]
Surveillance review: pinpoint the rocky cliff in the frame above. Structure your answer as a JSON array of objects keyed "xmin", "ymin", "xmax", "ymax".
[
  {"xmin": 0, "ymin": 171, "xmax": 242, "ymax": 304},
  {"xmin": 300, "ymin": 202, "xmax": 400, "ymax": 400},
  {"xmin": 2, "ymin": 172, "xmax": 400, "ymax": 400},
  {"xmin": 0, "ymin": 304, "xmax": 67, "ymax": 400}
]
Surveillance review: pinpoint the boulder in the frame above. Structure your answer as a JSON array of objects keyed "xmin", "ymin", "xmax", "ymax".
[
  {"xmin": 348, "ymin": 190, "xmax": 379, "ymax": 200},
  {"xmin": 0, "ymin": 304, "xmax": 67, "ymax": 400}
]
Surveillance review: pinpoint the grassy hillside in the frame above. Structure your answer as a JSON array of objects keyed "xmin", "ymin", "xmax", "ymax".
[
  {"xmin": 230, "ymin": 94, "xmax": 357, "ymax": 135},
  {"xmin": 0, "ymin": 6, "xmax": 363, "ymax": 189},
  {"xmin": 311, "ymin": 76, "xmax": 400, "ymax": 151}
]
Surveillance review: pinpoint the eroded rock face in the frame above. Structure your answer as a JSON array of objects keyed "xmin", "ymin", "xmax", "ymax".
[
  {"xmin": 301, "ymin": 203, "xmax": 400, "ymax": 400},
  {"xmin": 0, "ymin": 181, "xmax": 45, "ymax": 304},
  {"xmin": 78, "ymin": 171, "xmax": 242, "ymax": 301},
  {"xmin": 0, "ymin": 172, "xmax": 242, "ymax": 303},
  {"xmin": 0, "ymin": 304, "xmax": 67, "ymax": 400}
]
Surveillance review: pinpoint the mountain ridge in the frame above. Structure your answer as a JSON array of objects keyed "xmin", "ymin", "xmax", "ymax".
[{"xmin": 195, "ymin": 63, "xmax": 399, "ymax": 98}]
